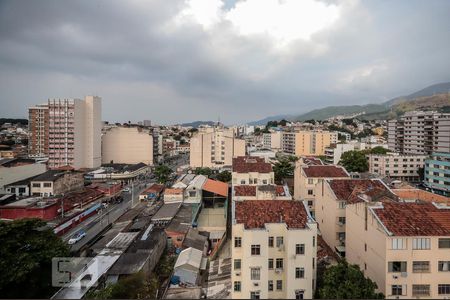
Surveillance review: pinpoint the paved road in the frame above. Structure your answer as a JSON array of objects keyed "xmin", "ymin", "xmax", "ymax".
[{"xmin": 65, "ymin": 180, "xmax": 155, "ymax": 252}]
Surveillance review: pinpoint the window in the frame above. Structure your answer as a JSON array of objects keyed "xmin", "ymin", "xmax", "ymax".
[
  {"xmin": 276, "ymin": 236, "xmax": 284, "ymax": 247},
  {"xmin": 262, "ymin": 179, "xmax": 268, "ymax": 184},
  {"xmin": 268, "ymin": 280, "xmax": 273, "ymax": 291},
  {"xmin": 391, "ymin": 238, "xmax": 407, "ymax": 250},
  {"xmin": 308, "ymin": 179, "xmax": 314, "ymax": 184},
  {"xmin": 276, "ymin": 280, "xmax": 282, "ymax": 291},
  {"xmin": 364, "ymin": 243, "xmax": 367, "ymax": 252},
  {"xmin": 251, "ymin": 245, "xmax": 260, "ymax": 255},
  {"xmin": 438, "ymin": 261, "xmax": 450, "ymax": 272},
  {"xmin": 412, "ymin": 261, "xmax": 430, "ymax": 273},
  {"xmin": 438, "ymin": 284, "xmax": 450, "ymax": 295},
  {"xmin": 295, "ymin": 290, "xmax": 304, "ymax": 300},
  {"xmin": 338, "ymin": 201, "xmax": 345, "ymax": 209},
  {"xmin": 276, "ymin": 258, "xmax": 283, "ymax": 269},
  {"xmin": 268, "ymin": 236, "xmax": 274, "ymax": 247},
  {"xmin": 338, "ymin": 217, "xmax": 346, "ymax": 225},
  {"xmin": 43, "ymin": 182, "xmax": 52, "ymax": 188},
  {"xmin": 296, "ymin": 244, "xmax": 305, "ymax": 255},
  {"xmin": 391, "ymin": 285, "xmax": 404, "ymax": 296},
  {"xmin": 313, "ymin": 236, "xmax": 315, "ymax": 247},
  {"xmin": 439, "ymin": 238, "xmax": 450, "ymax": 248},
  {"xmin": 307, "ymin": 189, "xmax": 313, "ymax": 195},
  {"xmin": 240, "ymin": 180, "xmax": 246, "ymax": 184},
  {"xmin": 413, "ymin": 238, "xmax": 430, "ymax": 250},
  {"xmin": 307, "ymin": 200, "xmax": 313, "ymax": 206},
  {"xmin": 250, "ymin": 268, "xmax": 260, "ymax": 280},
  {"xmin": 296, "ymin": 267, "xmax": 305, "ymax": 278},
  {"xmin": 234, "ymin": 259, "xmax": 241, "ymax": 270},
  {"xmin": 388, "ymin": 261, "xmax": 407, "ymax": 272},
  {"xmin": 234, "ymin": 281, "xmax": 241, "ymax": 292},
  {"xmin": 189, "ymin": 191, "xmax": 196, "ymax": 197},
  {"xmin": 412, "ymin": 285, "xmax": 430, "ymax": 296},
  {"xmin": 250, "ymin": 291, "xmax": 260, "ymax": 299},
  {"xmin": 312, "ymin": 258, "xmax": 315, "ymax": 269},
  {"xmin": 268, "ymin": 259, "xmax": 274, "ymax": 269},
  {"xmin": 234, "ymin": 237, "xmax": 242, "ymax": 248},
  {"xmin": 32, "ymin": 183, "xmax": 40, "ymax": 188}
]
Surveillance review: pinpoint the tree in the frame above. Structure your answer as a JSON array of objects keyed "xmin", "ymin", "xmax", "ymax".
[
  {"xmin": 195, "ymin": 167, "xmax": 213, "ymax": 177},
  {"xmin": 369, "ymin": 146, "xmax": 389, "ymax": 155},
  {"xmin": 154, "ymin": 165, "xmax": 173, "ymax": 184},
  {"xmin": 273, "ymin": 157, "xmax": 296, "ymax": 182},
  {"xmin": 339, "ymin": 150, "xmax": 369, "ymax": 172},
  {"xmin": 216, "ymin": 170, "xmax": 231, "ymax": 183},
  {"xmin": 317, "ymin": 260, "xmax": 384, "ymax": 299},
  {"xmin": 0, "ymin": 219, "xmax": 69, "ymax": 298}
]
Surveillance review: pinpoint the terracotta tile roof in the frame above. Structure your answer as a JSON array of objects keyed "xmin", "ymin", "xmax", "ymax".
[
  {"xmin": 393, "ymin": 188, "xmax": 449, "ymax": 204},
  {"xmin": 142, "ymin": 184, "xmax": 165, "ymax": 194},
  {"xmin": 329, "ymin": 179, "xmax": 397, "ymax": 204},
  {"xmin": 303, "ymin": 165, "xmax": 349, "ymax": 178},
  {"xmin": 234, "ymin": 185, "xmax": 256, "ymax": 197},
  {"xmin": 232, "ymin": 156, "xmax": 273, "ymax": 173},
  {"xmin": 372, "ymin": 202, "xmax": 450, "ymax": 236},
  {"xmin": 164, "ymin": 188, "xmax": 184, "ymax": 195},
  {"xmin": 235, "ymin": 200, "xmax": 308, "ymax": 229},
  {"xmin": 202, "ymin": 179, "xmax": 228, "ymax": 197},
  {"xmin": 303, "ymin": 157, "xmax": 324, "ymax": 166}
]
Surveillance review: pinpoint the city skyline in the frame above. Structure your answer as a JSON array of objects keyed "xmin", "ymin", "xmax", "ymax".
[{"xmin": 1, "ymin": 0, "xmax": 450, "ymax": 124}]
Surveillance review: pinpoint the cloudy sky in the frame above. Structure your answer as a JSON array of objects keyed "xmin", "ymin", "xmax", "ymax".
[{"xmin": 1, "ymin": 0, "xmax": 449, "ymax": 124}]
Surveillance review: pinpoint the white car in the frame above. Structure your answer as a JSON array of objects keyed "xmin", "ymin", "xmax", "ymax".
[
  {"xmin": 122, "ymin": 187, "xmax": 131, "ymax": 193},
  {"xmin": 68, "ymin": 230, "xmax": 86, "ymax": 245}
]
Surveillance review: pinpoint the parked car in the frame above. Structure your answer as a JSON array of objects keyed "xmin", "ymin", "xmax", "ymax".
[
  {"xmin": 122, "ymin": 187, "xmax": 131, "ymax": 193},
  {"xmin": 68, "ymin": 230, "xmax": 86, "ymax": 245}
]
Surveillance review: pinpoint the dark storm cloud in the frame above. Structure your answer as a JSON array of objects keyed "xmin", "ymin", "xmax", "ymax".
[{"xmin": 0, "ymin": 0, "xmax": 449, "ymax": 124}]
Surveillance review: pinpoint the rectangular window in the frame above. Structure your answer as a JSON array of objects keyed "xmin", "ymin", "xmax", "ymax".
[
  {"xmin": 296, "ymin": 267, "xmax": 305, "ymax": 278},
  {"xmin": 276, "ymin": 280, "xmax": 282, "ymax": 291},
  {"xmin": 295, "ymin": 290, "xmax": 304, "ymax": 300},
  {"xmin": 438, "ymin": 284, "xmax": 450, "ymax": 295},
  {"xmin": 338, "ymin": 201, "xmax": 346, "ymax": 209},
  {"xmin": 439, "ymin": 238, "xmax": 450, "ymax": 248},
  {"xmin": 268, "ymin": 259, "xmax": 274, "ymax": 269},
  {"xmin": 250, "ymin": 291, "xmax": 260, "ymax": 299},
  {"xmin": 391, "ymin": 238, "xmax": 407, "ymax": 250},
  {"xmin": 412, "ymin": 285, "xmax": 430, "ymax": 296},
  {"xmin": 32, "ymin": 183, "xmax": 40, "ymax": 188},
  {"xmin": 234, "ymin": 259, "xmax": 241, "ymax": 270},
  {"xmin": 251, "ymin": 245, "xmax": 260, "ymax": 255},
  {"xmin": 276, "ymin": 236, "xmax": 284, "ymax": 247},
  {"xmin": 234, "ymin": 281, "xmax": 241, "ymax": 292},
  {"xmin": 250, "ymin": 268, "xmax": 260, "ymax": 280},
  {"xmin": 276, "ymin": 258, "xmax": 283, "ymax": 269},
  {"xmin": 412, "ymin": 261, "xmax": 430, "ymax": 273},
  {"xmin": 413, "ymin": 238, "xmax": 430, "ymax": 250},
  {"xmin": 307, "ymin": 189, "xmax": 313, "ymax": 195},
  {"xmin": 268, "ymin": 280, "xmax": 273, "ymax": 291},
  {"xmin": 308, "ymin": 179, "xmax": 314, "ymax": 184},
  {"xmin": 338, "ymin": 217, "xmax": 346, "ymax": 224},
  {"xmin": 43, "ymin": 182, "xmax": 52, "ymax": 188},
  {"xmin": 268, "ymin": 236, "xmax": 274, "ymax": 247},
  {"xmin": 388, "ymin": 261, "xmax": 407, "ymax": 272},
  {"xmin": 234, "ymin": 237, "xmax": 242, "ymax": 248},
  {"xmin": 439, "ymin": 261, "xmax": 450, "ymax": 272},
  {"xmin": 262, "ymin": 179, "xmax": 268, "ymax": 184},
  {"xmin": 391, "ymin": 285, "xmax": 404, "ymax": 296},
  {"xmin": 296, "ymin": 244, "xmax": 305, "ymax": 255}
]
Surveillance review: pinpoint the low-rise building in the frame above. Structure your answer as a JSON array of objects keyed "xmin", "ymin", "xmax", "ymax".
[
  {"xmin": 0, "ymin": 158, "xmax": 47, "ymax": 193},
  {"xmin": 233, "ymin": 185, "xmax": 291, "ymax": 201},
  {"xmin": 232, "ymin": 156, "xmax": 274, "ymax": 186},
  {"xmin": 139, "ymin": 184, "xmax": 165, "ymax": 201},
  {"xmin": 174, "ymin": 247, "xmax": 207, "ymax": 286},
  {"xmin": 424, "ymin": 152, "xmax": 450, "ymax": 196},
  {"xmin": 164, "ymin": 188, "xmax": 184, "ymax": 203},
  {"xmin": 84, "ymin": 163, "xmax": 150, "ymax": 184},
  {"xmin": 30, "ymin": 170, "xmax": 84, "ymax": 197},
  {"xmin": 367, "ymin": 153, "xmax": 426, "ymax": 182},
  {"xmin": 232, "ymin": 200, "xmax": 317, "ymax": 299},
  {"xmin": 346, "ymin": 201, "xmax": 450, "ymax": 299}
]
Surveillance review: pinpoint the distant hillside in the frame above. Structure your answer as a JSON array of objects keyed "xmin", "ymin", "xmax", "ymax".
[
  {"xmin": 0, "ymin": 118, "xmax": 28, "ymax": 126},
  {"xmin": 385, "ymin": 82, "xmax": 450, "ymax": 106},
  {"xmin": 179, "ymin": 120, "xmax": 217, "ymax": 128},
  {"xmin": 294, "ymin": 104, "xmax": 387, "ymax": 121},
  {"xmin": 248, "ymin": 114, "xmax": 293, "ymax": 126}
]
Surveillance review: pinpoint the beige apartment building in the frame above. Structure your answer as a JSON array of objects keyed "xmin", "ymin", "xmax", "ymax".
[
  {"xmin": 293, "ymin": 161, "xmax": 349, "ymax": 216},
  {"xmin": 314, "ymin": 178, "xmax": 397, "ymax": 256},
  {"xmin": 346, "ymin": 201, "xmax": 450, "ymax": 299},
  {"xmin": 232, "ymin": 200, "xmax": 317, "ymax": 299},
  {"xmin": 232, "ymin": 156, "xmax": 274, "ymax": 186},
  {"xmin": 29, "ymin": 96, "xmax": 102, "ymax": 169},
  {"xmin": 263, "ymin": 131, "xmax": 283, "ymax": 151},
  {"xmin": 282, "ymin": 131, "xmax": 334, "ymax": 156},
  {"xmin": 102, "ymin": 126, "xmax": 153, "ymax": 165},
  {"xmin": 367, "ymin": 153, "xmax": 426, "ymax": 182},
  {"xmin": 190, "ymin": 127, "xmax": 246, "ymax": 168}
]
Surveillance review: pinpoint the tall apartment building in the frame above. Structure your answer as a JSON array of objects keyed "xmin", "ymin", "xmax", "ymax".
[
  {"xmin": 262, "ymin": 131, "xmax": 282, "ymax": 151},
  {"xmin": 367, "ymin": 153, "xmax": 426, "ymax": 182},
  {"xmin": 424, "ymin": 152, "xmax": 450, "ymax": 197},
  {"xmin": 388, "ymin": 111, "xmax": 450, "ymax": 155},
  {"xmin": 282, "ymin": 131, "xmax": 334, "ymax": 156},
  {"xmin": 232, "ymin": 200, "xmax": 317, "ymax": 299},
  {"xmin": 324, "ymin": 143, "xmax": 355, "ymax": 165},
  {"xmin": 29, "ymin": 96, "xmax": 102, "ymax": 169},
  {"xmin": 346, "ymin": 201, "xmax": 450, "ymax": 299},
  {"xmin": 28, "ymin": 105, "xmax": 49, "ymax": 158},
  {"xmin": 102, "ymin": 126, "xmax": 153, "ymax": 165},
  {"xmin": 189, "ymin": 127, "xmax": 246, "ymax": 168}
]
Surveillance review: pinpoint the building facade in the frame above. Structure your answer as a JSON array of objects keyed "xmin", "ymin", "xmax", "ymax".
[
  {"xmin": 424, "ymin": 152, "xmax": 450, "ymax": 196},
  {"xmin": 282, "ymin": 131, "xmax": 334, "ymax": 156},
  {"xmin": 102, "ymin": 126, "xmax": 153, "ymax": 165},
  {"xmin": 388, "ymin": 111, "xmax": 450, "ymax": 155},
  {"xmin": 263, "ymin": 132, "xmax": 282, "ymax": 151},
  {"xmin": 232, "ymin": 156, "xmax": 275, "ymax": 186},
  {"xmin": 28, "ymin": 105, "xmax": 49, "ymax": 158},
  {"xmin": 190, "ymin": 127, "xmax": 246, "ymax": 169},
  {"xmin": 367, "ymin": 153, "xmax": 426, "ymax": 182}
]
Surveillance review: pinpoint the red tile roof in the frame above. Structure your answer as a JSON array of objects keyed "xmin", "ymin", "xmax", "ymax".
[
  {"xmin": 165, "ymin": 188, "xmax": 184, "ymax": 195},
  {"xmin": 302, "ymin": 165, "xmax": 348, "ymax": 178},
  {"xmin": 202, "ymin": 179, "xmax": 228, "ymax": 197},
  {"xmin": 393, "ymin": 189, "xmax": 449, "ymax": 204},
  {"xmin": 232, "ymin": 156, "xmax": 273, "ymax": 173},
  {"xmin": 329, "ymin": 179, "xmax": 397, "ymax": 204},
  {"xmin": 142, "ymin": 183, "xmax": 165, "ymax": 194},
  {"xmin": 303, "ymin": 157, "xmax": 324, "ymax": 166},
  {"xmin": 234, "ymin": 185, "xmax": 256, "ymax": 197},
  {"xmin": 372, "ymin": 202, "xmax": 450, "ymax": 236},
  {"xmin": 235, "ymin": 200, "xmax": 308, "ymax": 229}
]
